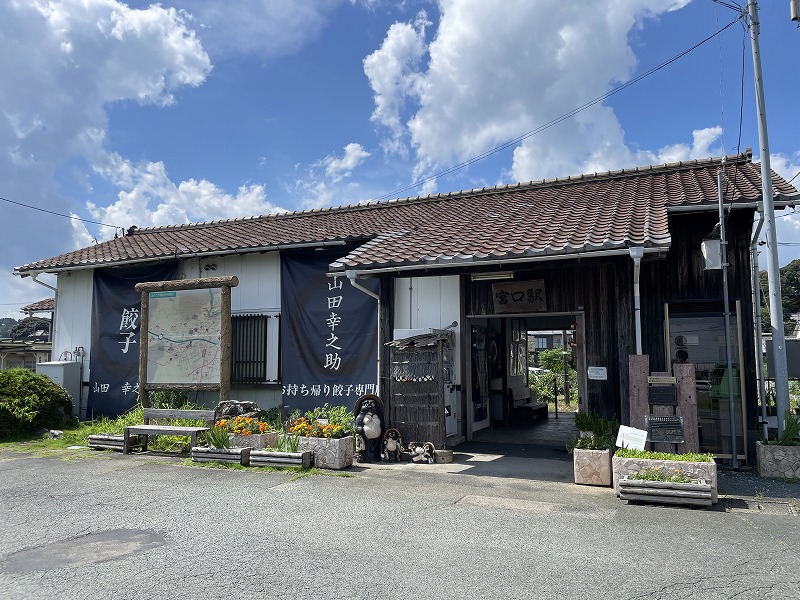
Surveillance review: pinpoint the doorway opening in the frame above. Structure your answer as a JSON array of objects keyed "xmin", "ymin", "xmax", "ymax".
[{"xmin": 467, "ymin": 312, "xmax": 584, "ymax": 448}]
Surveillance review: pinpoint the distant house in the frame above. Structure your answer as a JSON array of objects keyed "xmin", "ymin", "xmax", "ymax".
[
  {"xmin": 13, "ymin": 151, "xmax": 799, "ymax": 463},
  {"xmin": 0, "ymin": 298, "xmax": 54, "ymax": 370}
]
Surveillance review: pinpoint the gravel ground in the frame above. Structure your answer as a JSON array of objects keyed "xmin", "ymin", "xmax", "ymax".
[{"xmin": 717, "ymin": 467, "xmax": 800, "ymax": 502}]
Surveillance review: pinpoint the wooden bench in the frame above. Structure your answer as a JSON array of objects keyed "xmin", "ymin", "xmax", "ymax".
[
  {"xmin": 509, "ymin": 386, "xmax": 549, "ymax": 423},
  {"xmin": 123, "ymin": 408, "xmax": 216, "ymax": 454}
]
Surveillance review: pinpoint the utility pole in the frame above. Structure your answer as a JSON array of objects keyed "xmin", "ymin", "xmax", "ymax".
[{"xmin": 748, "ymin": 0, "xmax": 790, "ymax": 434}]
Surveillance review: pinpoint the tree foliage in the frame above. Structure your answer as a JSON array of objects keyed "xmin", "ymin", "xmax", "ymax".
[
  {"xmin": 0, "ymin": 368, "xmax": 77, "ymax": 438},
  {"xmin": 759, "ymin": 259, "xmax": 800, "ymax": 334},
  {"xmin": 10, "ymin": 317, "xmax": 50, "ymax": 339},
  {"xmin": 0, "ymin": 318, "xmax": 16, "ymax": 338}
]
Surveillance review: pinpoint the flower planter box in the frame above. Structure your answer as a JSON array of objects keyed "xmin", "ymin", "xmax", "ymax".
[
  {"xmin": 618, "ymin": 478, "xmax": 713, "ymax": 507},
  {"xmin": 297, "ymin": 435, "xmax": 353, "ymax": 470},
  {"xmin": 756, "ymin": 441, "xmax": 800, "ymax": 479},
  {"xmin": 228, "ymin": 432, "xmax": 278, "ymax": 450},
  {"xmin": 191, "ymin": 446, "xmax": 250, "ymax": 466},
  {"xmin": 613, "ymin": 455, "xmax": 717, "ymax": 504},
  {"xmin": 249, "ymin": 450, "xmax": 312, "ymax": 469},
  {"xmin": 573, "ymin": 448, "xmax": 612, "ymax": 486}
]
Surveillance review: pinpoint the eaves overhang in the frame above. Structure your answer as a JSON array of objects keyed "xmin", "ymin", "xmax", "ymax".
[{"xmin": 330, "ymin": 244, "xmax": 668, "ymax": 277}]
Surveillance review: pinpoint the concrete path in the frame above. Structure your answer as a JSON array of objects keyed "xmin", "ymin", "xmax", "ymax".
[{"xmin": 1, "ymin": 445, "xmax": 798, "ymax": 600}]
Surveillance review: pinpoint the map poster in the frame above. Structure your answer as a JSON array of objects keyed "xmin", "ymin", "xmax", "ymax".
[{"xmin": 146, "ymin": 288, "xmax": 223, "ymax": 385}]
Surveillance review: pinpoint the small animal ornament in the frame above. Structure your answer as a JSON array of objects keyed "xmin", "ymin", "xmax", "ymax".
[
  {"xmin": 361, "ymin": 411, "xmax": 382, "ymax": 440},
  {"xmin": 422, "ymin": 441, "xmax": 436, "ymax": 464},
  {"xmin": 408, "ymin": 441, "xmax": 435, "ymax": 464},
  {"xmin": 382, "ymin": 429, "xmax": 402, "ymax": 462}
]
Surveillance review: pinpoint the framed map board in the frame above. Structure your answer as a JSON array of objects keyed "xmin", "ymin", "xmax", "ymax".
[
  {"xmin": 146, "ymin": 288, "xmax": 223, "ymax": 385},
  {"xmin": 135, "ymin": 276, "xmax": 238, "ymax": 406}
]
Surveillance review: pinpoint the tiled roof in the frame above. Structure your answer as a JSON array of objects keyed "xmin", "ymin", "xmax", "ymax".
[
  {"xmin": 14, "ymin": 151, "xmax": 798, "ymax": 276},
  {"xmin": 20, "ymin": 298, "xmax": 55, "ymax": 313}
]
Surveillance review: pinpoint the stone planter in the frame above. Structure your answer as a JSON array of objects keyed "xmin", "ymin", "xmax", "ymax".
[
  {"xmin": 249, "ymin": 450, "xmax": 312, "ymax": 469},
  {"xmin": 613, "ymin": 455, "xmax": 717, "ymax": 504},
  {"xmin": 573, "ymin": 448, "xmax": 612, "ymax": 486},
  {"xmin": 618, "ymin": 477, "xmax": 713, "ymax": 507},
  {"xmin": 297, "ymin": 435, "xmax": 354, "ymax": 470},
  {"xmin": 756, "ymin": 441, "xmax": 800, "ymax": 479},
  {"xmin": 191, "ymin": 446, "xmax": 250, "ymax": 466},
  {"xmin": 227, "ymin": 432, "xmax": 278, "ymax": 450}
]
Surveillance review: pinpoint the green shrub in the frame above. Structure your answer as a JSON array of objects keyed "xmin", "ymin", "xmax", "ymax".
[
  {"xmin": 568, "ymin": 411, "xmax": 619, "ymax": 452},
  {"xmin": 776, "ymin": 411, "xmax": 800, "ymax": 446},
  {"xmin": 148, "ymin": 390, "xmax": 190, "ymax": 409},
  {"xmin": 0, "ymin": 368, "xmax": 77, "ymax": 438},
  {"xmin": 614, "ymin": 447, "xmax": 715, "ymax": 462}
]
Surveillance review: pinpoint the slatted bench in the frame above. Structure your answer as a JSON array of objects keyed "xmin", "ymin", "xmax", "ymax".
[
  {"xmin": 123, "ymin": 408, "xmax": 216, "ymax": 454},
  {"xmin": 509, "ymin": 386, "xmax": 549, "ymax": 424}
]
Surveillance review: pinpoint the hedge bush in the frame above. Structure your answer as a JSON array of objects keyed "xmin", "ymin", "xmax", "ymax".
[{"xmin": 0, "ymin": 368, "xmax": 77, "ymax": 438}]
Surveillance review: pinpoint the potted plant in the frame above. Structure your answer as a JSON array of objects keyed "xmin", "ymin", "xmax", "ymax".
[
  {"xmin": 613, "ymin": 448, "xmax": 718, "ymax": 505},
  {"xmin": 191, "ymin": 425, "xmax": 251, "ymax": 466},
  {"xmin": 288, "ymin": 404, "xmax": 355, "ymax": 470},
  {"xmin": 568, "ymin": 412, "xmax": 619, "ymax": 487},
  {"xmin": 756, "ymin": 411, "xmax": 800, "ymax": 479},
  {"xmin": 215, "ymin": 416, "xmax": 277, "ymax": 450}
]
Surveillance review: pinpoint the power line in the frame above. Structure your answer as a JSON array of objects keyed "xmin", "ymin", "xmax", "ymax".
[
  {"xmin": 370, "ymin": 15, "xmax": 745, "ymax": 202},
  {"xmin": 0, "ymin": 195, "xmax": 120, "ymax": 229}
]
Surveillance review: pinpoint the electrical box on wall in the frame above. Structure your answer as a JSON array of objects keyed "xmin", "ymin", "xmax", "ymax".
[{"xmin": 36, "ymin": 361, "xmax": 81, "ymax": 417}]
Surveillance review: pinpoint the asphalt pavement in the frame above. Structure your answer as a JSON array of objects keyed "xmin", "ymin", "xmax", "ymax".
[{"xmin": 1, "ymin": 445, "xmax": 798, "ymax": 600}]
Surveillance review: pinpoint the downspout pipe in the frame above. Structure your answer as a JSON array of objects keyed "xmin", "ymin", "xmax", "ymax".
[
  {"xmin": 31, "ymin": 274, "xmax": 57, "ymax": 344},
  {"xmin": 629, "ymin": 246, "xmax": 644, "ymax": 355},
  {"xmin": 751, "ymin": 214, "xmax": 769, "ymax": 440},
  {"xmin": 344, "ymin": 270, "xmax": 381, "ymax": 396},
  {"xmin": 31, "ymin": 273, "xmax": 57, "ymax": 293}
]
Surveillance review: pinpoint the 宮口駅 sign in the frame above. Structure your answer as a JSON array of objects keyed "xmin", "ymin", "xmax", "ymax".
[{"xmin": 491, "ymin": 280, "xmax": 546, "ymax": 314}]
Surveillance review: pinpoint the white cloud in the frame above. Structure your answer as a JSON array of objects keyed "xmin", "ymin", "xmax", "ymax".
[
  {"xmin": 364, "ymin": 12, "xmax": 430, "ymax": 157},
  {"xmin": 762, "ymin": 152, "xmax": 800, "ymax": 267},
  {"xmin": 321, "ymin": 143, "xmax": 372, "ymax": 183},
  {"xmin": 364, "ymin": 0, "xmax": 693, "ymax": 186},
  {"xmin": 85, "ymin": 156, "xmax": 283, "ymax": 237},
  {"xmin": 169, "ymin": 0, "xmax": 340, "ymax": 60},
  {"xmin": 0, "ymin": 0, "xmax": 215, "ymax": 315}
]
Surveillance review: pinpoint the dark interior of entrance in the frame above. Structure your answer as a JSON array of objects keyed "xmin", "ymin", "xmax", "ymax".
[{"xmin": 470, "ymin": 313, "xmax": 581, "ymax": 448}]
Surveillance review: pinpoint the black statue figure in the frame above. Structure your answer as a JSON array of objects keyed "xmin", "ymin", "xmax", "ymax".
[{"xmin": 354, "ymin": 394, "xmax": 385, "ymax": 462}]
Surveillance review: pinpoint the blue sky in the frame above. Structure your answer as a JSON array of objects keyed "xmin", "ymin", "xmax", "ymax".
[{"xmin": 2, "ymin": 0, "xmax": 799, "ymax": 320}]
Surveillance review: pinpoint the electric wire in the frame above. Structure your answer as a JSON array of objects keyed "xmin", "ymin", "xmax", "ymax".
[
  {"xmin": 370, "ymin": 14, "xmax": 745, "ymax": 202},
  {"xmin": 0, "ymin": 195, "xmax": 119, "ymax": 229}
]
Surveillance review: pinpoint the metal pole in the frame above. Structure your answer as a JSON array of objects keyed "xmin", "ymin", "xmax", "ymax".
[
  {"xmin": 719, "ymin": 165, "xmax": 739, "ymax": 468},
  {"xmin": 748, "ymin": 0, "xmax": 790, "ymax": 434}
]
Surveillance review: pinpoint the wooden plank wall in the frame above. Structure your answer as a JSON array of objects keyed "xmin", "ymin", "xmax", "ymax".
[
  {"xmin": 466, "ymin": 257, "xmax": 631, "ymax": 422},
  {"xmin": 462, "ymin": 207, "xmax": 757, "ymax": 429},
  {"xmin": 639, "ymin": 210, "xmax": 758, "ymax": 430}
]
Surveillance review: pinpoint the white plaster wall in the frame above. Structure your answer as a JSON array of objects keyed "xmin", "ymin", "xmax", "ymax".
[
  {"xmin": 187, "ymin": 252, "xmax": 282, "ymax": 407},
  {"xmin": 51, "ymin": 270, "xmax": 94, "ymax": 415},
  {"xmin": 53, "ymin": 270, "xmax": 93, "ymax": 362},
  {"xmin": 52, "ymin": 252, "xmax": 285, "ymax": 413},
  {"xmin": 394, "ymin": 275, "xmax": 462, "ymax": 437}
]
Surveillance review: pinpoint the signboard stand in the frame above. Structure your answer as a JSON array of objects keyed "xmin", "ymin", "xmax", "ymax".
[
  {"xmin": 135, "ymin": 276, "xmax": 238, "ymax": 408},
  {"xmin": 628, "ymin": 355, "xmax": 699, "ymax": 454}
]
